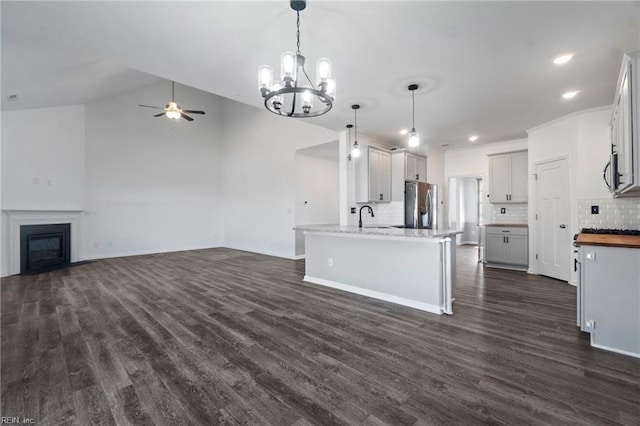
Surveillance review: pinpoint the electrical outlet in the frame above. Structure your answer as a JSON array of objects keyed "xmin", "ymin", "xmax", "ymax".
[
  {"xmin": 591, "ymin": 205, "xmax": 599, "ymax": 214},
  {"xmin": 500, "ymin": 208, "xmax": 506, "ymax": 214},
  {"xmin": 350, "ymin": 207, "xmax": 356, "ymax": 214}
]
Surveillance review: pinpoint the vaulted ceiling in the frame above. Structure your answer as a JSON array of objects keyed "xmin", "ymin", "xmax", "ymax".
[{"xmin": 2, "ymin": 1, "xmax": 639, "ymax": 148}]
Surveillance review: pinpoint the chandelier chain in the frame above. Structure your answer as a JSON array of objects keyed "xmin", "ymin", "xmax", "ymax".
[{"xmin": 296, "ymin": 11, "xmax": 301, "ymax": 55}]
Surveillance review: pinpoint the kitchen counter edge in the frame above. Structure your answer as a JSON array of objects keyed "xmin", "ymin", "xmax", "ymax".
[
  {"xmin": 575, "ymin": 233, "xmax": 640, "ymax": 248},
  {"xmin": 294, "ymin": 225, "xmax": 462, "ymax": 239}
]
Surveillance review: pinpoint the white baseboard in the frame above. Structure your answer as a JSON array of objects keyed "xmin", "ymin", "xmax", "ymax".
[
  {"xmin": 222, "ymin": 244, "xmax": 299, "ymax": 260},
  {"xmin": 591, "ymin": 336, "xmax": 640, "ymax": 358},
  {"xmin": 485, "ymin": 263, "xmax": 528, "ymax": 272},
  {"xmin": 303, "ymin": 275, "xmax": 443, "ymax": 315}
]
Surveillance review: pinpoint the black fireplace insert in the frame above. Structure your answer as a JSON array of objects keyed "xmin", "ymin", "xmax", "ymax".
[{"xmin": 20, "ymin": 223, "xmax": 71, "ymax": 274}]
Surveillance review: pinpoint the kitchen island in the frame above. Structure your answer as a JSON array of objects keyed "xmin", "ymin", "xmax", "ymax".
[{"xmin": 294, "ymin": 225, "xmax": 461, "ymax": 315}]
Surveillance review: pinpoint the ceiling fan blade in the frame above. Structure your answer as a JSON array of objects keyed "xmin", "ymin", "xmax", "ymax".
[
  {"xmin": 182, "ymin": 110, "xmax": 205, "ymax": 115},
  {"xmin": 138, "ymin": 104, "xmax": 164, "ymax": 110},
  {"xmin": 153, "ymin": 112, "xmax": 166, "ymax": 117},
  {"xmin": 181, "ymin": 113, "xmax": 194, "ymax": 121}
]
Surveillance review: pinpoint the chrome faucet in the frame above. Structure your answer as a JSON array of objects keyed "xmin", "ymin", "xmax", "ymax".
[{"xmin": 359, "ymin": 205, "xmax": 374, "ymax": 228}]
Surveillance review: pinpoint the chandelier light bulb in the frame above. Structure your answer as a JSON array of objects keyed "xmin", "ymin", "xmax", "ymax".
[
  {"xmin": 302, "ymin": 90, "xmax": 313, "ymax": 113},
  {"xmin": 258, "ymin": 65, "xmax": 273, "ymax": 91},
  {"xmin": 326, "ymin": 77, "xmax": 336, "ymax": 100},
  {"xmin": 316, "ymin": 58, "xmax": 331, "ymax": 82},
  {"xmin": 271, "ymin": 81, "xmax": 283, "ymax": 110},
  {"xmin": 281, "ymin": 52, "xmax": 297, "ymax": 84}
]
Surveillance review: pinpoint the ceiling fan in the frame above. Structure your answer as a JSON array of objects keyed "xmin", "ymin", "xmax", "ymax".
[{"xmin": 138, "ymin": 81, "xmax": 205, "ymax": 122}]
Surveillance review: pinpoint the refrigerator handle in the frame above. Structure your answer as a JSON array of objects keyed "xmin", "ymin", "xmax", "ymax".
[{"xmin": 426, "ymin": 191, "xmax": 433, "ymax": 228}]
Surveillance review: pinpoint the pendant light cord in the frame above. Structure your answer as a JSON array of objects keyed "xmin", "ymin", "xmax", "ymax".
[
  {"xmin": 172, "ymin": 81, "xmax": 175, "ymax": 102},
  {"xmin": 411, "ymin": 89, "xmax": 416, "ymax": 131},
  {"xmin": 354, "ymin": 109, "xmax": 358, "ymax": 143}
]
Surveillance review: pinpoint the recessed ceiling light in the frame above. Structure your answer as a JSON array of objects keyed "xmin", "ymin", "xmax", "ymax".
[
  {"xmin": 468, "ymin": 135, "xmax": 478, "ymax": 142},
  {"xmin": 399, "ymin": 129, "xmax": 408, "ymax": 135},
  {"xmin": 553, "ymin": 53, "xmax": 575, "ymax": 65},
  {"xmin": 562, "ymin": 90, "xmax": 580, "ymax": 100}
]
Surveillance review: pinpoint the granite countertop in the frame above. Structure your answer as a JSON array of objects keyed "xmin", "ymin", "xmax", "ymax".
[
  {"xmin": 294, "ymin": 224, "xmax": 462, "ymax": 239},
  {"xmin": 576, "ymin": 233, "xmax": 640, "ymax": 249},
  {"xmin": 484, "ymin": 223, "xmax": 529, "ymax": 227}
]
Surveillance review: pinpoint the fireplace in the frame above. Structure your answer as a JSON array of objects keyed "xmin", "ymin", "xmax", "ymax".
[{"xmin": 20, "ymin": 223, "xmax": 71, "ymax": 274}]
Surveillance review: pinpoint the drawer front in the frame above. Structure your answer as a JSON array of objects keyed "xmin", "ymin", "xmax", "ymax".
[{"xmin": 485, "ymin": 226, "xmax": 528, "ymax": 236}]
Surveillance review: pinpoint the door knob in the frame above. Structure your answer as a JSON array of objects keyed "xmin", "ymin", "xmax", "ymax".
[{"xmin": 559, "ymin": 224, "xmax": 566, "ymax": 229}]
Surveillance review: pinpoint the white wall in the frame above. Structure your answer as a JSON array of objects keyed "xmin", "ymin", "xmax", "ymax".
[
  {"xmin": 219, "ymin": 98, "xmax": 337, "ymax": 259},
  {"xmin": 528, "ymin": 105, "xmax": 615, "ymax": 283},
  {"xmin": 1, "ymin": 105, "xmax": 86, "ymax": 274},
  {"xmin": 2, "ymin": 105, "xmax": 85, "ymax": 210},
  {"xmin": 83, "ymin": 81, "xmax": 225, "ymax": 259}
]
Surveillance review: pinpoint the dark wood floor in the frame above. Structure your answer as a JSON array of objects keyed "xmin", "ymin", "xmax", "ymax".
[{"xmin": 1, "ymin": 246, "xmax": 638, "ymax": 425}]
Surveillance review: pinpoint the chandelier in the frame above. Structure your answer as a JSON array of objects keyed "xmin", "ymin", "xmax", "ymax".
[{"xmin": 258, "ymin": 0, "xmax": 336, "ymax": 118}]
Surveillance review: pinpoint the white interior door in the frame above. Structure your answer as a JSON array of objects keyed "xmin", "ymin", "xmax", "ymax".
[{"xmin": 536, "ymin": 158, "xmax": 570, "ymax": 281}]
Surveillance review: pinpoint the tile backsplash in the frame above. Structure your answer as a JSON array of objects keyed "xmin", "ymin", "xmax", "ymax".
[
  {"xmin": 489, "ymin": 204, "xmax": 528, "ymax": 224},
  {"xmin": 348, "ymin": 202, "xmax": 404, "ymax": 226},
  {"xmin": 578, "ymin": 197, "xmax": 640, "ymax": 229}
]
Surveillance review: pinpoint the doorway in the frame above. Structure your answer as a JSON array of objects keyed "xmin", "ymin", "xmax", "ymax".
[
  {"xmin": 294, "ymin": 141, "xmax": 340, "ymax": 257},
  {"xmin": 536, "ymin": 157, "xmax": 570, "ymax": 281},
  {"xmin": 448, "ymin": 176, "xmax": 483, "ymax": 253}
]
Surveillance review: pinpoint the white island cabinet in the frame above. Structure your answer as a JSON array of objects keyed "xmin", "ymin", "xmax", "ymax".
[{"xmin": 294, "ymin": 225, "xmax": 461, "ymax": 315}]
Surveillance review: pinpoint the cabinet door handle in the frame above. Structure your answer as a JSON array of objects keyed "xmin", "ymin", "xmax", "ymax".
[
  {"xmin": 506, "ymin": 194, "xmax": 509, "ymax": 201},
  {"xmin": 503, "ymin": 236, "xmax": 506, "ymax": 243},
  {"xmin": 559, "ymin": 224, "xmax": 566, "ymax": 229}
]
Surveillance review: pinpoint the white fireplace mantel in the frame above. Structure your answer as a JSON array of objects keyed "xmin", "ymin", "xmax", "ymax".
[{"xmin": 2, "ymin": 209, "xmax": 82, "ymax": 276}]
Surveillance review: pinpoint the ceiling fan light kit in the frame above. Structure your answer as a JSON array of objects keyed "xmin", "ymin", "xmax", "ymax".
[
  {"xmin": 138, "ymin": 81, "xmax": 205, "ymax": 122},
  {"xmin": 258, "ymin": 0, "xmax": 335, "ymax": 118}
]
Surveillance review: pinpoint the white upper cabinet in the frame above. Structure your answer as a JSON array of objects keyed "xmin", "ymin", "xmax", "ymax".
[
  {"xmin": 356, "ymin": 146, "xmax": 392, "ymax": 203},
  {"xmin": 405, "ymin": 153, "xmax": 427, "ymax": 182},
  {"xmin": 612, "ymin": 50, "xmax": 640, "ymax": 196},
  {"xmin": 489, "ymin": 151, "xmax": 528, "ymax": 203},
  {"xmin": 391, "ymin": 151, "xmax": 427, "ymax": 202}
]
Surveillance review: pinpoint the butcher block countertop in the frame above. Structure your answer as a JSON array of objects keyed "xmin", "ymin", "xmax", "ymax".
[{"xmin": 576, "ymin": 233, "xmax": 640, "ymax": 248}]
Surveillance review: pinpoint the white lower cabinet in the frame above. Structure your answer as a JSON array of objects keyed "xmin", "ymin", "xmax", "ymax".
[
  {"xmin": 485, "ymin": 226, "xmax": 528, "ymax": 267},
  {"xmin": 578, "ymin": 245, "xmax": 640, "ymax": 357}
]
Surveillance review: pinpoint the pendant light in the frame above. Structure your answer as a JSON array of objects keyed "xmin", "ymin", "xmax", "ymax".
[
  {"xmin": 408, "ymin": 84, "xmax": 420, "ymax": 147},
  {"xmin": 351, "ymin": 105, "xmax": 361, "ymax": 158},
  {"xmin": 258, "ymin": 0, "xmax": 335, "ymax": 118},
  {"xmin": 346, "ymin": 124, "xmax": 353, "ymax": 161}
]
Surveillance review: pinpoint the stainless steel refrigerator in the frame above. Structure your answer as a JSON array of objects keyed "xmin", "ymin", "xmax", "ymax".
[{"xmin": 404, "ymin": 181, "xmax": 438, "ymax": 229}]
